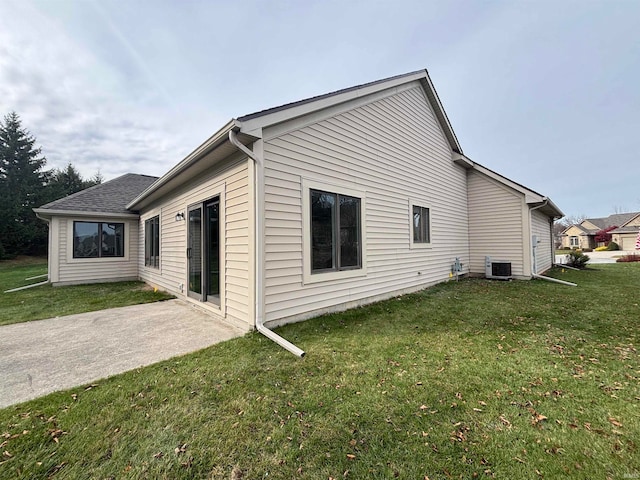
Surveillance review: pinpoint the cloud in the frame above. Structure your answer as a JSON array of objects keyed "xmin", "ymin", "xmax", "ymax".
[{"xmin": 0, "ymin": 0, "xmax": 217, "ymax": 181}]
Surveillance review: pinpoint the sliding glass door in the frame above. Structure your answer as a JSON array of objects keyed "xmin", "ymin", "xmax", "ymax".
[{"xmin": 187, "ymin": 197, "xmax": 220, "ymax": 304}]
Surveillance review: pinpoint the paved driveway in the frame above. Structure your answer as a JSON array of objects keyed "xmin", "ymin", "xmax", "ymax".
[{"xmin": 0, "ymin": 300, "xmax": 244, "ymax": 408}]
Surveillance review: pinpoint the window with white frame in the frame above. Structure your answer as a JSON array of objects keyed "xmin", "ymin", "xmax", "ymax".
[
  {"xmin": 310, "ymin": 189, "xmax": 362, "ymax": 273},
  {"xmin": 412, "ymin": 205, "xmax": 431, "ymax": 244},
  {"xmin": 145, "ymin": 216, "xmax": 160, "ymax": 268},
  {"xmin": 570, "ymin": 236, "xmax": 579, "ymax": 247}
]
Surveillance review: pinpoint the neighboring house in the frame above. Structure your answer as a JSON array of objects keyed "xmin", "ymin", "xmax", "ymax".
[
  {"xmin": 610, "ymin": 213, "xmax": 640, "ymax": 251},
  {"xmin": 560, "ymin": 212, "xmax": 640, "ymax": 250},
  {"xmin": 35, "ymin": 69, "xmax": 563, "ymax": 347}
]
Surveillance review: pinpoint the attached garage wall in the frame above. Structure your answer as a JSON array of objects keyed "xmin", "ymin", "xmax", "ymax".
[
  {"xmin": 138, "ymin": 154, "xmax": 251, "ymax": 330},
  {"xmin": 530, "ymin": 209, "xmax": 553, "ymax": 274},
  {"xmin": 55, "ymin": 217, "xmax": 139, "ymax": 285},
  {"xmin": 262, "ymin": 82, "xmax": 470, "ymax": 326},
  {"xmin": 467, "ymin": 170, "xmax": 526, "ymax": 277}
]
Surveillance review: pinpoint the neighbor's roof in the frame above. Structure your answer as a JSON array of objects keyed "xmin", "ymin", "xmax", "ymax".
[
  {"xmin": 35, "ymin": 173, "xmax": 158, "ymax": 216},
  {"xmin": 582, "ymin": 212, "xmax": 639, "ymax": 231},
  {"xmin": 609, "ymin": 225, "xmax": 640, "ymax": 234}
]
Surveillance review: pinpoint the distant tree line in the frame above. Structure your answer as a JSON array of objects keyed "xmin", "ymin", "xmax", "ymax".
[{"xmin": 0, "ymin": 112, "xmax": 103, "ymax": 259}]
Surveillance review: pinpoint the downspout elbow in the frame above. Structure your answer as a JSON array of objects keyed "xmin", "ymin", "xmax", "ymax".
[{"xmin": 228, "ymin": 128, "xmax": 306, "ymax": 358}]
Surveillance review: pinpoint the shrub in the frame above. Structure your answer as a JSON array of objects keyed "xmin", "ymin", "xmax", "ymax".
[
  {"xmin": 582, "ymin": 248, "xmax": 593, "ymax": 252},
  {"xmin": 594, "ymin": 246, "xmax": 608, "ymax": 251},
  {"xmin": 595, "ymin": 226, "xmax": 618, "ymax": 244},
  {"xmin": 616, "ymin": 254, "xmax": 640, "ymax": 263},
  {"xmin": 607, "ymin": 241, "xmax": 619, "ymax": 251},
  {"xmin": 567, "ymin": 250, "xmax": 590, "ymax": 269}
]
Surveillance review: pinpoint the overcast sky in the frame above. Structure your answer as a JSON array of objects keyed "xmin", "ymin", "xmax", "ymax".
[{"xmin": 1, "ymin": 0, "xmax": 638, "ymax": 219}]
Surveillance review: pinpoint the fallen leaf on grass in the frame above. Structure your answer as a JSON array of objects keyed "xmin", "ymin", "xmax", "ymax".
[
  {"xmin": 346, "ymin": 454, "xmax": 356, "ymax": 460},
  {"xmin": 608, "ymin": 417, "xmax": 623, "ymax": 428}
]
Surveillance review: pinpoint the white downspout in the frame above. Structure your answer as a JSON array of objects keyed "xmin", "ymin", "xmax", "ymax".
[
  {"xmin": 529, "ymin": 198, "xmax": 549, "ymax": 275},
  {"xmin": 228, "ymin": 129, "xmax": 305, "ymax": 358}
]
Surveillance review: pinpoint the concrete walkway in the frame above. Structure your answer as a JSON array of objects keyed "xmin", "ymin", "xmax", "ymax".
[
  {"xmin": 555, "ymin": 250, "xmax": 636, "ymax": 265},
  {"xmin": 0, "ymin": 300, "xmax": 245, "ymax": 408}
]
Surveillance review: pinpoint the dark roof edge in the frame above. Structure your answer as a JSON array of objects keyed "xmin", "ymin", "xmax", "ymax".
[
  {"xmin": 237, "ymin": 70, "xmax": 427, "ymax": 122},
  {"xmin": 37, "ymin": 173, "xmax": 158, "ymax": 211}
]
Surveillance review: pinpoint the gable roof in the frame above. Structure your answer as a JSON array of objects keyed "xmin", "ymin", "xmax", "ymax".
[
  {"xmin": 237, "ymin": 69, "xmax": 462, "ymax": 154},
  {"xmin": 129, "ymin": 69, "xmax": 463, "ymax": 210},
  {"xmin": 561, "ymin": 224, "xmax": 590, "ymax": 235},
  {"xmin": 458, "ymin": 155, "xmax": 564, "ymax": 218},
  {"xmin": 35, "ymin": 173, "xmax": 158, "ymax": 217},
  {"xmin": 581, "ymin": 212, "xmax": 640, "ymax": 232}
]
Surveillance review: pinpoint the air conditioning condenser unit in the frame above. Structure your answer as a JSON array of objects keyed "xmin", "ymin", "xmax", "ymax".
[{"xmin": 485, "ymin": 256, "xmax": 512, "ymax": 280}]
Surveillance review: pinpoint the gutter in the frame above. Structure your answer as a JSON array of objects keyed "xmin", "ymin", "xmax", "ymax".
[
  {"xmin": 228, "ymin": 128, "xmax": 306, "ymax": 358},
  {"xmin": 127, "ymin": 119, "xmax": 240, "ymax": 210}
]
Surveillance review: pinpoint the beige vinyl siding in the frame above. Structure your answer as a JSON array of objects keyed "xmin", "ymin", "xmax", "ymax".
[
  {"xmin": 55, "ymin": 218, "xmax": 139, "ymax": 284},
  {"xmin": 531, "ymin": 209, "xmax": 553, "ymax": 273},
  {"xmin": 467, "ymin": 170, "xmax": 526, "ymax": 277},
  {"xmin": 262, "ymin": 84, "xmax": 469, "ymax": 324},
  {"xmin": 138, "ymin": 155, "xmax": 251, "ymax": 330}
]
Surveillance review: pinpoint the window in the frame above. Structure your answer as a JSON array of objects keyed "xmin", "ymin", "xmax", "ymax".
[
  {"xmin": 73, "ymin": 222, "xmax": 124, "ymax": 258},
  {"xmin": 145, "ymin": 216, "xmax": 160, "ymax": 268},
  {"xmin": 570, "ymin": 236, "xmax": 579, "ymax": 247},
  {"xmin": 412, "ymin": 205, "xmax": 431, "ymax": 244},
  {"xmin": 310, "ymin": 189, "xmax": 361, "ymax": 273}
]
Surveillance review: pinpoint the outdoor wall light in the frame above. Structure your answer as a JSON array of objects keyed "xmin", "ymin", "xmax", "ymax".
[{"xmin": 175, "ymin": 212, "xmax": 185, "ymax": 221}]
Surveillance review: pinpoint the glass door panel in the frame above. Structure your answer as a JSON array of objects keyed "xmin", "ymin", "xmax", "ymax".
[
  {"xmin": 187, "ymin": 206, "xmax": 202, "ymax": 300},
  {"xmin": 205, "ymin": 199, "xmax": 220, "ymax": 303}
]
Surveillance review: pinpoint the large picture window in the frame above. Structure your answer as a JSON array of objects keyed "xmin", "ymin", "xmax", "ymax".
[
  {"xmin": 311, "ymin": 189, "xmax": 361, "ymax": 273},
  {"xmin": 412, "ymin": 205, "xmax": 431, "ymax": 244},
  {"xmin": 145, "ymin": 216, "xmax": 160, "ymax": 268},
  {"xmin": 73, "ymin": 221, "xmax": 124, "ymax": 258}
]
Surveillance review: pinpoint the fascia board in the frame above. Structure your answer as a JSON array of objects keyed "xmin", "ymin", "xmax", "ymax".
[
  {"xmin": 32, "ymin": 209, "xmax": 139, "ymax": 219},
  {"xmin": 619, "ymin": 212, "xmax": 640, "ymax": 227},
  {"xmin": 238, "ymin": 71, "xmax": 428, "ymax": 133},
  {"xmin": 127, "ymin": 119, "xmax": 245, "ymax": 210},
  {"xmin": 472, "ymin": 163, "xmax": 537, "ymax": 199}
]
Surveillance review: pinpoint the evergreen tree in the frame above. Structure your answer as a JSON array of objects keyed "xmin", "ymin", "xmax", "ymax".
[
  {"xmin": 44, "ymin": 163, "xmax": 103, "ymax": 203},
  {"xmin": 0, "ymin": 112, "xmax": 49, "ymax": 257}
]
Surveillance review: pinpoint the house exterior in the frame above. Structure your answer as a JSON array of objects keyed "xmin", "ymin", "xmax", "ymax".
[
  {"xmin": 35, "ymin": 70, "xmax": 563, "ymax": 342},
  {"xmin": 610, "ymin": 213, "xmax": 640, "ymax": 251},
  {"xmin": 560, "ymin": 212, "xmax": 640, "ymax": 250}
]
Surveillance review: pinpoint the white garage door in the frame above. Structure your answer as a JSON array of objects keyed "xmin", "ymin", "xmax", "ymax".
[{"xmin": 622, "ymin": 236, "xmax": 636, "ymax": 251}]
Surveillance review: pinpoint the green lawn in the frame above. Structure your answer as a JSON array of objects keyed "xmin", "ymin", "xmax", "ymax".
[
  {"xmin": 0, "ymin": 258, "xmax": 174, "ymax": 326},
  {"xmin": 1, "ymin": 265, "xmax": 639, "ymax": 479}
]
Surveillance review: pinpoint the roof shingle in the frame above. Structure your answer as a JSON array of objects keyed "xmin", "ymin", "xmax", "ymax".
[{"xmin": 37, "ymin": 173, "xmax": 158, "ymax": 214}]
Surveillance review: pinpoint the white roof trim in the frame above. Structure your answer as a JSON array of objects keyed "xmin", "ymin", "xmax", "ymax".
[
  {"xmin": 238, "ymin": 70, "xmax": 463, "ymax": 154},
  {"xmin": 33, "ymin": 209, "xmax": 139, "ymax": 219},
  {"xmin": 127, "ymin": 119, "xmax": 243, "ymax": 210},
  {"xmin": 469, "ymin": 161, "xmax": 563, "ymax": 217}
]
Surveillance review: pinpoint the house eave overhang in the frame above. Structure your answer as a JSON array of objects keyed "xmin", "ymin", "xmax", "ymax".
[
  {"xmin": 127, "ymin": 120, "xmax": 259, "ymax": 210},
  {"xmin": 32, "ymin": 208, "xmax": 140, "ymax": 219},
  {"xmin": 469, "ymin": 161, "xmax": 563, "ymax": 217}
]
